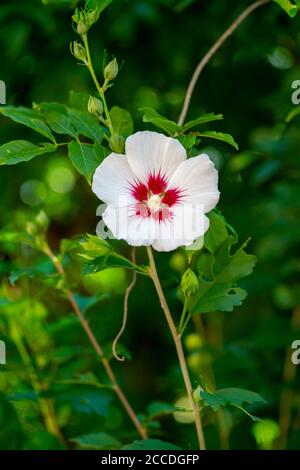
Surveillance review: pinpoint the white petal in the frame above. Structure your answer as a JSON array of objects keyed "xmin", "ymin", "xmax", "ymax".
[
  {"xmin": 167, "ymin": 154, "xmax": 220, "ymax": 213},
  {"xmin": 152, "ymin": 206, "xmax": 209, "ymax": 252},
  {"xmin": 103, "ymin": 205, "xmax": 157, "ymax": 246},
  {"xmin": 92, "ymin": 153, "xmax": 136, "ymax": 206},
  {"xmin": 125, "ymin": 131, "xmax": 186, "ymax": 183}
]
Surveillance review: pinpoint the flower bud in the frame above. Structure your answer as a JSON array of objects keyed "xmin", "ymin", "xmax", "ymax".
[
  {"xmin": 36, "ymin": 210, "xmax": 50, "ymax": 232},
  {"xmin": 181, "ymin": 268, "xmax": 199, "ymax": 298},
  {"xmin": 70, "ymin": 41, "xmax": 87, "ymax": 62},
  {"xmin": 88, "ymin": 95, "xmax": 103, "ymax": 116},
  {"xmin": 72, "ymin": 8, "xmax": 99, "ymax": 36},
  {"xmin": 185, "ymin": 333, "xmax": 204, "ymax": 351},
  {"xmin": 26, "ymin": 221, "xmax": 38, "ymax": 237},
  {"xmin": 104, "ymin": 58, "xmax": 119, "ymax": 81},
  {"xmin": 192, "ymin": 385, "xmax": 204, "ymax": 404},
  {"xmin": 86, "ymin": 9, "xmax": 99, "ymax": 27},
  {"xmin": 76, "ymin": 20, "xmax": 89, "ymax": 36}
]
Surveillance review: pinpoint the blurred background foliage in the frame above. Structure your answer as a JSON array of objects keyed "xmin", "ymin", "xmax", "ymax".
[{"xmin": 0, "ymin": 0, "xmax": 300, "ymax": 450}]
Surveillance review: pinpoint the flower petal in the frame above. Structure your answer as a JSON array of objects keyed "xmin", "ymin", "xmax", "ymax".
[
  {"xmin": 125, "ymin": 131, "xmax": 186, "ymax": 184},
  {"xmin": 103, "ymin": 204, "xmax": 157, "ymax": 246},
  {"xmin": 102, "ymin": 202, "xmax": 209, "ymax": 252},
  {"xmin": 92, "ymin": 153, "xmax": 136, "ymax": 206},
  {"xmin": 167, "ymin": 153, "xmax": 219, "ymax": 212},
  {"xmin": 152, "ymin": 206, "xmax": 209, "ymax": 252}
]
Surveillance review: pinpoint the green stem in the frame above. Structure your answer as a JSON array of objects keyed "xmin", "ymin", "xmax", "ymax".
[
  {"xmin": 82, "ymin": 34, "xmax": 119, "ymax": 152},
  {"xmin": 178, "ymin": 301, "xmax": 188, "ymax": 334},
  {"xmin": 11, "ymin": 322, "xmax": 65, "ymax": 444},
  {"xmin": 147, "ymin": 246, "xmax": 206, "ymax": 450},
  {"xmin": 179, "ymin": 311, "xmax": 192, "ymax": 337}
]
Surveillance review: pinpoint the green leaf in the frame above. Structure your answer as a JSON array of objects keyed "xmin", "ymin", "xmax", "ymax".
[
  {"xmin": 80, "ymin": 234, "xmax": 148, "ymax": 275},
  {"xmin": 80, "ymin": 234, "xmax": 111, "ymax": 257},
  {"xmin": 191, "ymin": 236, "xmax": 256, "ymax": 313},
  {"xmin": 204, "ymin": 211, "xmax": 228, "ymax": 253},
  {"xmin": 147, "ymin": 401, "xmax": 179, "ymax": 419},
  {"xmin": 71, "ymin": 432, "xmax": 121, "ymax": 450},
  {"xmin": 87, "ymin": 0, "xmax": 114, "ymax": 14},
  {"xmin": 67, "ymin": 108, "xmax": 104, "ymax": 142},
  {"xmin": 182, "ymin": 113, "xmax": 223, "ymax": 132},
  {"xmin": 37, "ymin": 103, "xmax": 77, "ymax": 138},
  {"xmin": 0, "ymin": 395, "xmax": 24, "ymax": 450},
  {"xmin": 177, "ymin": 134, "xmax": 196, "ymax": 149},
  {"xmin": 9, "ymin": 263, "xmax": 55, "ymax": 286},
  {"xmin": 200, "ymin": 387, "xmax": 267, "ymax": 421},
  {"xmin": 286, "ymin": 106, "xmax": 300, "ymax": 122},
  {"xmin": 0, "ymin": 141, "xmax": 56, "ymax": 165},
  {"xmin": 196, "ymin": 130, "xmax": 239, "ymax": 150},
  {"xmin": 68, "ymin": 140, "xmax": 104, "ymax": 183},
  {"xmin": 0, "ymin": 230, "xmax": 33, "ymax": 245},
  {"xmin": 69, "ymin": 90, "xmax": 89, "ymax": 111},
  {"xmin": 122, "ymin": 439, "xmax": 182, "ymax": 450},
  {"xmin": 140, "ymin": 107, "xmax": 181, "ymax": 135},
  {"xmin": 83, "ymin": 252, "xmax": 147, "ymax": 275},
  {"xmin": 175, "ymin": 0, "xmax": 198, "ymax": 12},
  {"xmin": 44, "ymin": 384, "xmax": 113, "ymax": 417},
  {"xmin": 273, "ymin": 0, "xmax": 298, "ymax": 17},
  {"xmin": 0, "ymin": 106, "xmax": 55, "ymax": 142},
  {"xmin": 110, "ymin": 106, "xmax": 133, "ymax": 138}
]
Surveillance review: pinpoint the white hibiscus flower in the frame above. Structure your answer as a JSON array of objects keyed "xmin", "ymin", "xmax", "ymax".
[{"xmin": 92, "ymin": 131, "xmax": 219, "ymax": 252}]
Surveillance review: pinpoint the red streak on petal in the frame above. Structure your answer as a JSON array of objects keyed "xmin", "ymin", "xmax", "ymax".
[
  {"xmin": 162, "ymin": 188, "xmax": 182, "ymax": 207},
  {"xmin": 130, "ymin": 181, "xmax": 148, "ymax": 202},
  {"xmin": 135, "ymin": 203, "xmax": 150, "ymax": 218},
  {"xmin": 147, "ymin": 173, "xmax": 167, "ymax": 194},
  {"xmin": 152, "ymin": 207, "xmax": 172, "ymax": 222}
]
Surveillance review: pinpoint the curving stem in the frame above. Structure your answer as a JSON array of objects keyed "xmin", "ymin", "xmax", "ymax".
[{"xmin": 177, "ymin": 0, "xmax": 271, "ymax": 126}]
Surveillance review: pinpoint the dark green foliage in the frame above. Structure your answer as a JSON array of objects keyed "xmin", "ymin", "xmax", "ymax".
[{"xmin": 0, "ymin": 0, "xmax": 299, "ymax": 451}]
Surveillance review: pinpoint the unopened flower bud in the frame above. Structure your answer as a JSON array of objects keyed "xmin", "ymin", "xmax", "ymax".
[
  {"xmin": 181, "ymin": 268, "xmax": 199, "ymax": 298},
  {"xmin": 36, "ymin": 210, "xmax": 50, "ymax": 232},
  {"xmin": 104, "ymin": 58, "xmax": 118, "ymax": 81},
  {"xmin": 88, "ymin": 95, "xmax": 103, "ymax": 116},
  {"xmin": 86, "ymin": 9, "xmax": 99, "ymax": 27},
  {"xmin": 70, "ymin": 41, "xmax": 86, "ymax": 62},
  {"xmin": 26, "ymin": 221, "xmax": 38, "ymax": 237},
  {"xmin": 192, "ymin": 385, "xmax": 204, "ymax": 404},
  {"xmin": 76, "ymin": 20, "xmax": 89, "ymax": 36}
]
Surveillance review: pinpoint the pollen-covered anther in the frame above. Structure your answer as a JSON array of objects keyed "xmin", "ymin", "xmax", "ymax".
[{"xmin": 147, "ymin": 194, "xmax": 163, "ymax": 212}]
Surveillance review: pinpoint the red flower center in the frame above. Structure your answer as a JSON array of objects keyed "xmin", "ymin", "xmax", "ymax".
[{"xmin": 130, "ymin": 172, "xmax": 182, "ymax": 222}]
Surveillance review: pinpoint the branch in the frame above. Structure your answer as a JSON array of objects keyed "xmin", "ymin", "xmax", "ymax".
[
  {"xmin": 44, "ymin": 243, "xmax": 148, "ymax": 440},
  {"xmin": 177, "ymin": 0, "xmax": 271, "ymax": 126},
  {"xmin": 147, "ymin": 246, "xmax": 206, "ymax": 450}
]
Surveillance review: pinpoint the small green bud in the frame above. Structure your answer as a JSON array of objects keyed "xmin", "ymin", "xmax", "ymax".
[
  {"xmin": 26, "ymin": 211, "xmax": 49, "ymax": 240},
  {"xmin": 185, "ymin": 333, "xmax": 204, "ymax": 351},
  {"xmin": 76, "ymin": 20, "xmax": 89, "ymax": 35},
  {"xmin": 26, "ymin": 221, "xmax": 39, "ymax": 237},
  {"xmin": 192, "ymin": 385, "xmax": 204, "ymax": 404},
  {"xmin": 36, "ymin": 210, "xmax": 50, "ymax": 232},
  {"xmin": 88, "ymin": 95, "xmax": 103, "ymax": 116},
  {"xmin": 104, "ymin": 58, "xmax": 119, "ymax": 81},
  {"xmin": 70, "ymin": 41, "xmax": 87, "ymax": 62},
  {"xmin": 181, "ymin": 268, "xmax": 199, "ymax": 298},
  {"xmin": 86, "ymin": 9, "xmax": 100, "ymax": 27},
  {"xmin": 72, "ymin": 8, "xmax": 99, "ymax": 35}
]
